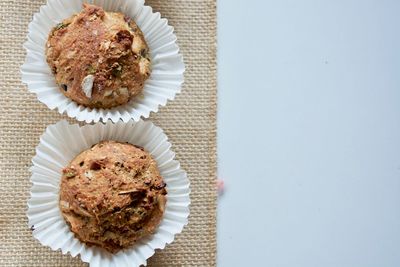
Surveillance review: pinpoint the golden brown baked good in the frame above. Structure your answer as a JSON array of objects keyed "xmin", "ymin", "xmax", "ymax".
[
  {"xmin": 46, "ymin": 4, "xmax": 151, "ymax": 108},
  {"xmin": 59, "ymin": 141, "xmax": 166, "ymax": 253}
]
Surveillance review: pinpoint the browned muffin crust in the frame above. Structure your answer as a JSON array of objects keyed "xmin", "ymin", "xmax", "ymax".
[
  {"xmin": 59, "ymin": 141, "xmax": 166, "ymax": 253},
  {"xmin": 46, "ymin": 4, "xmax": 151, "ymax": 108}
]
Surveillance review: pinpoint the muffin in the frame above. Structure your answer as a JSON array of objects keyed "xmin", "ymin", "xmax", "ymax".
[
  {"xmin": 46, "ymin": 4, "xmax": 151, "ymax": 109},
  {"xmin": 59, "ymin": 141, "xmax": 167, "ymax": 253}
]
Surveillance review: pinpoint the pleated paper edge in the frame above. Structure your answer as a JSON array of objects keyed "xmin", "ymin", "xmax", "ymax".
[
  {"xmin": 27, "ymin": 120, "xmax": 190, "ymax": 267},
  {"xmin": 20, "ymin": 0, "xmax": 185, "ymax": 123}
]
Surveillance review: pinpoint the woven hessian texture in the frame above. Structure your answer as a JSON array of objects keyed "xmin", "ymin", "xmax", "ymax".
[{"xmin": 0, "ymin": 0, "xmax": 217, "ymax": 266}]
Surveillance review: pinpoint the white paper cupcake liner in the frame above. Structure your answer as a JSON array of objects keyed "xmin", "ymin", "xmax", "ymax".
[
  {"xmin": 21, "ymin": 0, "xmax": 184, "ymax": 123},
  {"xmin": 27, "ymin": 120, "xmax": 190, "ymax": 267}
]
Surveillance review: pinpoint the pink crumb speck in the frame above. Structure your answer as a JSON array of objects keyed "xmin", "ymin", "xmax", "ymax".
[{"xmin": 216, "ymin": 179, "xmax": 224, "ymax": 195}]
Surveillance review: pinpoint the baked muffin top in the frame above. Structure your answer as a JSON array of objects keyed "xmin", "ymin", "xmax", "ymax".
[
  {"xmin": 46, "ymin": 4, "xmax": 151, "ymax": 109},
  {"xmin": 59, "ymin": 141, "xmax": 166, "ymax": 253}
]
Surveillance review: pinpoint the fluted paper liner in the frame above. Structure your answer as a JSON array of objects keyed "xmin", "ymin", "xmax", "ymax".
[
  {"xmin": 21, "ymin": 0, "xmax": 185, "ymax": 123},
  {"xmin": 27, "ymin": 120, "xmax": 190, "ymax": 267}
]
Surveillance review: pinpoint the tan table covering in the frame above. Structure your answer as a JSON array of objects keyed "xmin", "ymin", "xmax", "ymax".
[{"xmin": 0, "ymin": 0, "xmax": 217, "ymax": 266}]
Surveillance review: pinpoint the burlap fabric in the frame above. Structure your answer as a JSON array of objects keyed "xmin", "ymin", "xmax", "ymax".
[{"xmin": 0, "ymin": 0, "xmax": 217, "ymax": 266}]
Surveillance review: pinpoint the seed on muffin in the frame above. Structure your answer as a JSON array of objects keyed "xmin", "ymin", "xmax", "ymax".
[{"xmin": 46, "ymin": 4, "xmax": 151, "ymax": 109}]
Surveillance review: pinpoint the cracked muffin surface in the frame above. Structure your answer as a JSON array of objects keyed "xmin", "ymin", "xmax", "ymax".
[
  {"xmin": 46, "ymin": 4, "xmax": 151, "ymax": 108},
  {"xmin": 59, "ymin": 141, "xmax": 166, "ymax": 253}
]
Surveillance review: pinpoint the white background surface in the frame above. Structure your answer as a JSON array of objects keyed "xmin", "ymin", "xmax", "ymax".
[{"xmin": 217, "ymin": 1, "xmax": 400, "ymax": 266}]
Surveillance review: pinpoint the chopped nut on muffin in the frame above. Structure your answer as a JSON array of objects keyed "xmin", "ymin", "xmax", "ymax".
[
  {"xmin": 46, "ymin": 4, "xmax": 151, "ymax": 108},
  {"xmin": 59, "ymin": 141, "xmax": 166, "ymax": 253}
]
